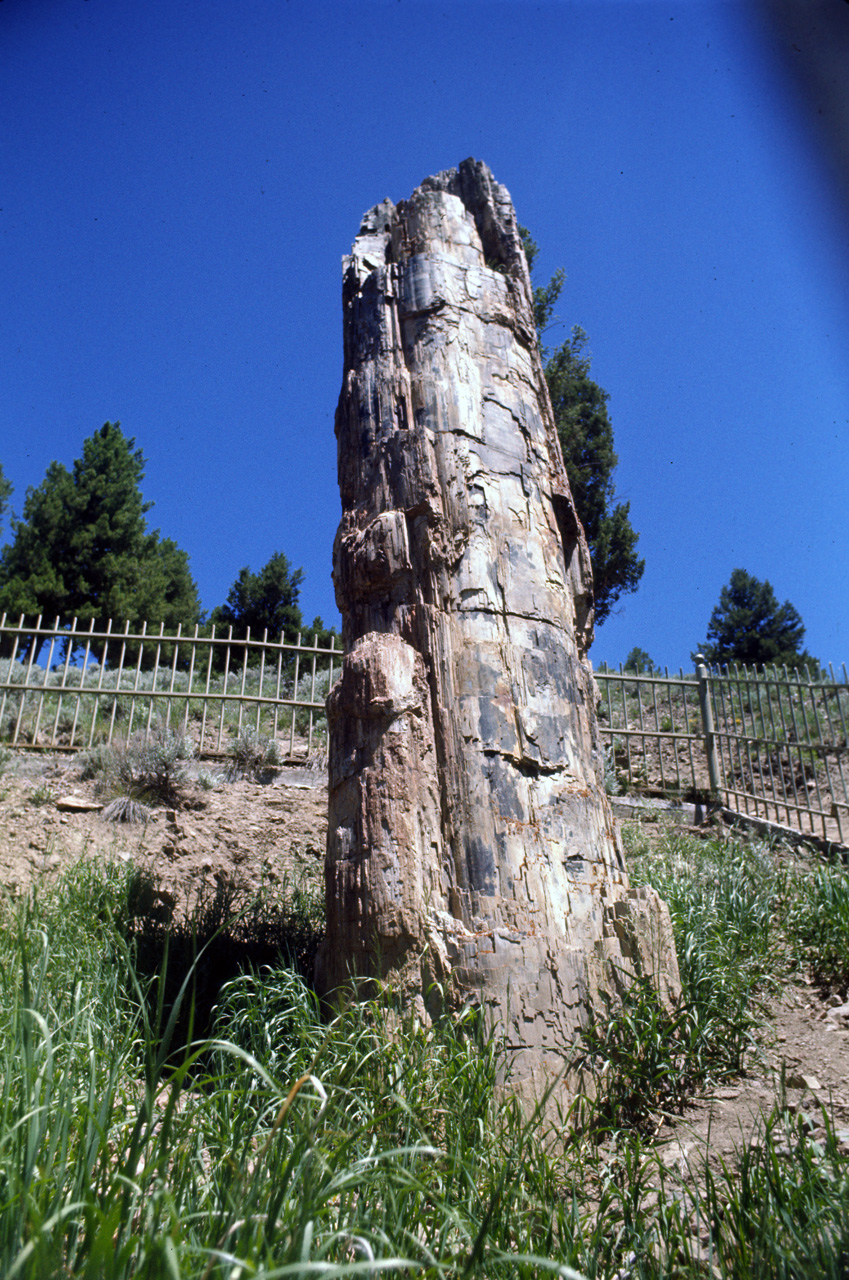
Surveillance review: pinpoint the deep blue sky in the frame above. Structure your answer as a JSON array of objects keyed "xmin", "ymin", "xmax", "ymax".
[{"xmin": 2, "ymin": 0, "xmax": 847, "ymax": 672}]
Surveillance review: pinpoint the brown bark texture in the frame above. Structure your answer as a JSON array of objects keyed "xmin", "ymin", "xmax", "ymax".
[{"xmin": 316, "ymin": 159, "xmax": 678, "ymax": 1090}]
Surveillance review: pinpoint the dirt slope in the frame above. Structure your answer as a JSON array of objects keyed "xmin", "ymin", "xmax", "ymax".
[{"xmin": 0, "ymin": 752, "xmax": 327, "ymax": 910}]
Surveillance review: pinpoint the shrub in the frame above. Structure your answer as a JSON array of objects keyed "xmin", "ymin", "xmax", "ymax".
[
  {"xmin": 127, "ymin": 727, "xmax": 195, "ymax": 801},
  {"xmin": 84, "ymin": 726, "xmax": 196, "ymax": 812},
  {"xmin": 100, "ymin": 795, "xmax": 153, "ymax": 824},
  {"xmin": 602, "ymin": 745, "xmax": 622, "ymax": 796},
  {"xmin": 196, "ymin": 766, "xmax": 223, "ymax": 791},
  {"xmin": 78, "ymin": 741, "xmax": 115, "ymax": 780},
  {"xmin": 226, "ymin": 725, "xmax": 283, "ymax": 780}
]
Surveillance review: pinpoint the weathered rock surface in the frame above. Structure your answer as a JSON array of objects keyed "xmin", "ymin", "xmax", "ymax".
[{"xmin": 316, "ymin": 159, "xmax": 678, "ymax": 1091}]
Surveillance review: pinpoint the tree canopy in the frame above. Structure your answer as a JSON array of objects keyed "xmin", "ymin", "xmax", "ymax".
[
  {"xmin": 209, "ymin": 552, "xmax": 338, "ymax": 672},
  {"xmin": 210, "ymin": 552, "xmax": 305, "ymax": 642},
  {"xmin": 0, "ymin": 423, "xmax": 200, "ymax": 649},
  {"xmin": 696, "ymin": 569, "xmax": 812, "ymax": 670},
  {"xmin": 520, "ymin": 229, "xmax": 645, "ymax": 628},
  {"xmin": 624, "ymin": 647, "xmax": 658, "ymax": 675}
]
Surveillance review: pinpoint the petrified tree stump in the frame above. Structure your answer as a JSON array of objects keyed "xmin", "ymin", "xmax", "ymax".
[{"xmin": 316, "ymin": 159, "xmax": 677, "ymax": 1090}]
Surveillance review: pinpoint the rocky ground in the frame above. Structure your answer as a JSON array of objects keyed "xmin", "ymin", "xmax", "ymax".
[
  {"xmin": 0, "ymin": 750, "xmax": 327, "ymax": 912},
  {"xmin": 0, "ymin": 749, "xmax": 847, "ymax": 1170},
  {"xmin": 657, "ymin": 982, "xmax": 849, "ymax": 1178}
]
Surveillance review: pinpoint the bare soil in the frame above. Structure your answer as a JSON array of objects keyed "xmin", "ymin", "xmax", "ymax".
[
  {"xmin": 0, "ymin": 751, "xmax": 327, "ymax": 912},
  {"xmin": 659, "ymin": 983, "xmax": 849, "ymax": 1180},
  {"xmin": 0, "ymin": 752, "xmax": 847, "ymax": 1168}
]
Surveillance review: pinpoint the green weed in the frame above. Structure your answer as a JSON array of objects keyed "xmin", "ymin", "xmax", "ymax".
[
  {"xmin": 28, "ymin": 781, "xmax": 55, "ymax": 807},
  {"xmin": 787, "ymin": 863, "xmax": 849, "ymax": 993},
  {"xmin": 579, "ymin": 828, "xmax": 790, "ymax": 1134},
  {"xmin": 0, "ymin": 859, "xmax": 596, "ymax": 1279},
  {"xmin": 703, "ymin": 1100, "xmax": 849, "ymax": 1277}
]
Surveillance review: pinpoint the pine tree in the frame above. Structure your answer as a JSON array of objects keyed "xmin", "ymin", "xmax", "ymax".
[
  {"xmin": 624, "ymin": 647, "xmax": 658, "ymax": 675},
  {"xmin": 520, "ymin": 229, "xmax": 645, "ymax": 627},
  {"xmin": 0, "ymin": 423, "xmax": 200, "ymax": 656},
  {"xmin": 697, "ymin": 569, "xmax": 812, "ymax": 669},
  {"xmin": 62, "ymin": 422, "xmax": 155, "ymax": 624},
  {"xmin": 210, "ymin": 552, "xmax": 305, "ymax": 642},
  {"xmin": 209, "ymin": 552, "xmax": 313, "ymax": 675},
  {"xmin": 0, "ymin": 460, "xmax": 76, "ymax": 629},
  {"xmin": 544, "ymin": 329, "xmax": 644, "ymax": 626}
]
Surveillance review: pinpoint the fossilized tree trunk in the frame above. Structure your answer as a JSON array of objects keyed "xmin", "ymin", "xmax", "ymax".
[{"xmin": 316, "ymin": 159, "xmax": 677, "ymax": 1090}]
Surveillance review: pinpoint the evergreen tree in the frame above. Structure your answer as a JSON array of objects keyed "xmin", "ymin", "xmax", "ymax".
[
  {"xmin": 0, "ymin": 464, "xmax": 11, "ymax": 541},
  {"xmin": 210, "ymin": 552, "xmax": 305, "ymax": 642},
  {"xmin": 210, "ymin": 552, "xmax": 312, "ymax": 676},
  {"xmin": 62, "ymin": 422, "xmax": 155, "ymax": 624},
  {"xmin": 0, "ymin": 460, "xmax": 73, "ymax": 627},
  {"xmin": 210, "ymin": 554, "xmax": 340, "ymax": 674},
  {"xmin": 0, "ymin": 423, "xmax": 200, "ymax": 656},
  {"xmin": 624, "ymin": 647, "xmax": 658, "ymax": 675},
  {"xmin": 697, "ymin": 569, "xmax": 812, "ymax": 670},
  {"xmin": 303, "ymin": 616, "xmax": 339, "ymax": 651},
  {"xmin": 136, "ymin": 538, "xmax": 201, "ymax": 636},
  {"xmin": 544, "ymin": 329, "xmax": 644, "ymax": 626},
  {"xmin": 520, "ymin": 229, "xmax": 645, "ymax": 627}
]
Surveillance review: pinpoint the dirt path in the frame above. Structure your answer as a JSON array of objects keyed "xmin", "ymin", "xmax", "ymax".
[{"xmin": 660, "ymin": 982, "xmax": 849, "ymax": 1179}]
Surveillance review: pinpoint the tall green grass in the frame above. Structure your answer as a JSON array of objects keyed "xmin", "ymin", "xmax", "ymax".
[
  {"xmin": 577, "ymin": 826, "xmax": 789, "ymax": 1132},
  {"xmin": 0, "ymin": 859, "xmax": 597, "ymax": 1278},
  {"xmin": 786, "ymin": 862, "xmax": 849, "ymax": 993},
  {"xmin": 0, "ymin": 825, "xmax": 847, "ymax": 1277},
  {"xmin": 700, "ymin": 1101, "xmax": 849, "ymax": 1279}
]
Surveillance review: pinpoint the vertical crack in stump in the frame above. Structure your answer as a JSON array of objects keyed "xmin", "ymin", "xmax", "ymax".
[{"xmin": 316, "ymin": 159, "xmax": 679, "ymax": 1095}]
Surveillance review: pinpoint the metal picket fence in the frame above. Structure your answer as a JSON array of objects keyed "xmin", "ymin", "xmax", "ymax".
[
  {"xmin": 2, "ymin": 612, "xmax": 848, "ymax": 846},
  {"xmin": 596, "ymin": 656, "xmax": 849, "ymax": 846},
  {"xmin": 0, "ymin": 613, "xmax": 341, "ymax": 758}
]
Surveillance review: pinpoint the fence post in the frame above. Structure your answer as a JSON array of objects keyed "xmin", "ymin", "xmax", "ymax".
[{"xmin": 695, "ymin": 654, "xmax": 721, "ymax": 795}]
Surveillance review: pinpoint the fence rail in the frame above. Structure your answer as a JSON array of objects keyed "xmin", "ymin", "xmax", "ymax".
[
  {"xmin": 2, "ymin": 614, "xmax": 848, "ymax": 848},
  {"xmin": 0, "ymin": 614, "xmax": 340, "ymax": 758},
  {"xmin": 597, "ymin": 657, "xmax": 849, "ymax": 847}
]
